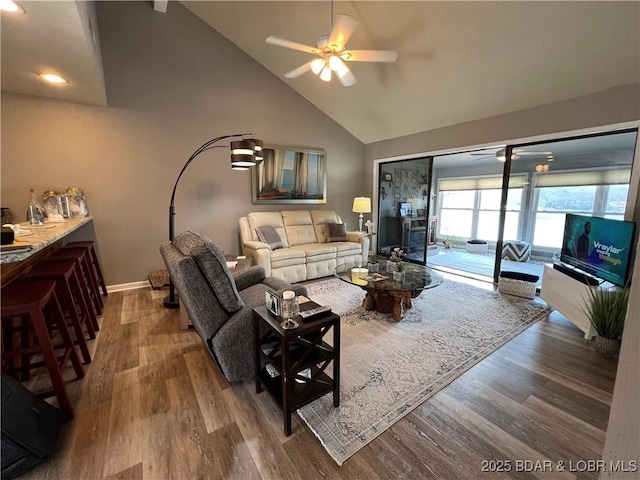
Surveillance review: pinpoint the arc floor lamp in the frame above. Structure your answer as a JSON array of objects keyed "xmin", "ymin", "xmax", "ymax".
[{"xmin": 164, "ymin": 133, "xmax": 263, "ymax": 309}]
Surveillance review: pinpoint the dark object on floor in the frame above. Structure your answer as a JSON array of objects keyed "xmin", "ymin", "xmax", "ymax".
[
  {"xmin": 1, "ymin": 375, "xmax": 64, "ymax": 479},
  {"xmin": 499, "ymin": 271, "xmax": 540, "ymax": 283},
  {"xmin": 148, "ymin": 269, "xmax": 170, "ymax": 289},
  {"xmin": 466, "ymin": 239, "xmax": 487, "ymax": 245}
]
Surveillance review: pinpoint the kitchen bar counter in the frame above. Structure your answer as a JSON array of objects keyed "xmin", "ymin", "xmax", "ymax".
[{"xmin": 1, "ymin": 216, "xmax": 94, "ymax": 286}]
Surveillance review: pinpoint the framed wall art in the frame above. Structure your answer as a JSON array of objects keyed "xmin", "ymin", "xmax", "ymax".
[{"xmin": 252, "ymin": 145, "xmax": 327, "ymax": 204}]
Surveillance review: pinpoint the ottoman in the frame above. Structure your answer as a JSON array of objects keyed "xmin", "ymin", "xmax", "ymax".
[
  {"xmin": 498, "ymin": 271, "xmax": 539, "ymax": 299},
  {"xmin": 502, "ymin": 240, "xmax": 531, "ymax": 262},
  {"xmin": 465, "ymin": 239, "xmax": 488, "ymax": 254}
]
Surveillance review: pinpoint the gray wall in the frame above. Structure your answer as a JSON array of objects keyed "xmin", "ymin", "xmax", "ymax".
[
  {"xmin": 363, "ymin": 85, "xmax": 640, "ymax": 202},
  {"xmin": 0, "ymin": 1, "xmax": 364, "ymax": 286}
]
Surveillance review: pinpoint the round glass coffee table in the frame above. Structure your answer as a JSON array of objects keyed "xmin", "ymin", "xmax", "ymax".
[{"xmin": 335, "ymin": 263, "xmax": 443, "ymax": 321}]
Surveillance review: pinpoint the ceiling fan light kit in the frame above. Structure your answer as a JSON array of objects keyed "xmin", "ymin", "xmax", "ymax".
[{"xmin": 266, "ymin": 11, "xmax": 398, "ymax": 87}]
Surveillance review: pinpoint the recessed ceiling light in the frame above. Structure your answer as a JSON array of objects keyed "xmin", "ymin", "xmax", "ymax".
[
  {"xmin": 39, "ymin": 73, "xmax": 68, "ymax": 84},
  {"xmin": 0, "ymin": 0, "xmax": 25, "ymax": 13}
]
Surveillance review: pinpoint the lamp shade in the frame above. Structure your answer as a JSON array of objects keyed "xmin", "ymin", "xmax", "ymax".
[
  {"xmin": 231, "ymin": 139, "xmax": 257, "ymax": 156},
  {"xmin": 352, "ymin": 197, "xmax": 371, "ymax": 213}
]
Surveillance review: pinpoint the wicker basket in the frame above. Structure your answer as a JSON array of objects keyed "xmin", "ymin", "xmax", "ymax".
[{"xmin": 498, "ymin": 276, "xmax": 537, "ymax": 299}]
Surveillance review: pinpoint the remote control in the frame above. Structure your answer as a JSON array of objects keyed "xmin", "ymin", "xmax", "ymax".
[{"xmin": 300, "ymin": 305, "xmax": 332, "ymax": 320}]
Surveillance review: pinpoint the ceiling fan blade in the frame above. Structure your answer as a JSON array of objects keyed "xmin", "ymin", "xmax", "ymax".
[
  {"xmin": 338, "ymin": 70, "xmax": 357, "ymax": 87},
  {"xmin": 516, "ymin": 151, "xmax": 553, "ymax": 156},
  {"xmin": 329, "ymin": 14, "xmax": 360, "ymax": 50},
  {"xmin": 266, "ymin": 36, "xmax": 318, "ymax": 54},
  {"xmin": 343, "ymin": 50, "xmax": 398, "ymax": 63},
  {"xmin": 284, "ymin": 61, "xmax": 314, "ymax": 79}
]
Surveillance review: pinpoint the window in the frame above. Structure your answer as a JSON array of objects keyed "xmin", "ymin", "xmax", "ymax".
[
  {"xmin": 531, "ymin": 168, "xmax": 631, "ymax": 249},
  {"xmin": 439, "ymin": 191, "xmax": 474, "ymax": 238},
  {"xmin": 438, "ymin": 176, "xmax": 525, "ymax": 241},
  {"xmin": 533, "ymin": 186, "xmax": 596, "ymax": 247}
]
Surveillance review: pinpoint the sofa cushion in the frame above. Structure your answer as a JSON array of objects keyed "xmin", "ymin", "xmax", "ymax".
[
  {"xmin": 270, "ymin": 247, "xmax": 306, "ymax": 269},
  {"xmin": 311, "ymin": 210, "xmax": 340, "ymax": 243},
  {"xmin": 282, "ymin": 210, "xmax": 317, "ymax": 246},
  {"xmin": 331, "ymin": 241, "xmax": 362, "ymax": 255},
  {"xmin": 325, "ymin": 223, "xmax": 348, "ymax": 242},
  {"xmin": 247, "ymin": 212, "xmax": 289, "ymax": 247},
  {"xmin": 173, "ymin": 231, "xmax": 244, "ymax": 313},
  {"xmin": 255, "ymin": 225, "xmax": 283, "ymax": 250},
  {"xmin": 290, "ymin": 243, "xmax": 337, "ymax": 262}
]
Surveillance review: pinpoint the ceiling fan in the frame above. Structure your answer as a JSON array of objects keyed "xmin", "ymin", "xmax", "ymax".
[
  {"xmin": 266, "ymin": 11, "xmax": 398, "ymax": 87},
  {"xmin": 471, "ymin": 148, "xmax": 554, "ymax": 162}
]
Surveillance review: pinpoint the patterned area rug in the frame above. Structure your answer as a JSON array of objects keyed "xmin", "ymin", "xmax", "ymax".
[{"xmin": 299, "ymin": 277, "xmax": 550, "ymax": 466}]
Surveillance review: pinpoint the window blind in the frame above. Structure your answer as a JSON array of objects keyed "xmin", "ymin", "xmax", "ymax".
[
  {"xmin": 535, "ymin": 168, "xmax": 631, "ymax": 188},
  {"xmin": 438, "ymin": 175, "xmax": 525, "ymax": 191}
]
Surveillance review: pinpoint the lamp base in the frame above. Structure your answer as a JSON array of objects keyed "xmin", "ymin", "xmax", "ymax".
[{"xmin": 163, "ymin": 294, "xmax": 180, "ymax": 309}]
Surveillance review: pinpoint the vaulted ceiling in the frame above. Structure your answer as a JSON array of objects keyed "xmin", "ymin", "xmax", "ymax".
[{"xmin": 2, "ymin": 1, "xmax": 639, "ymax": 145}]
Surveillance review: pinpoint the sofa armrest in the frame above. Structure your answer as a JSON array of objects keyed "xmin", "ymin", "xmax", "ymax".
[
  {"xmin": 346, "ymin": 231, "xmax": 366, "ymax": 242},
  {"xmin": 233, "ymin": 265, "xmax": 267, "ymax": 291},
  {"xmin": 241, "ymin": 240, "xmax": 272, "ymax": 276},
  {"xmin": 244, "ymin": 240, "xmax": 271, "ymax": 251},
  {"xmin": 347, "ymin": 231, "xmax": 370, "ymax": 263}
]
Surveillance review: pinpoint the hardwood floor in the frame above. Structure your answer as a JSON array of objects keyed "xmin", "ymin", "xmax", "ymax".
[{"xmin": 20, "ymin": 280, "xmax": 617, "ymax": 480}]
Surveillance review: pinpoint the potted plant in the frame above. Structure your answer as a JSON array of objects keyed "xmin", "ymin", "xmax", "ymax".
[
  {"xmin": 582, "ymin": 284, "xmax": 630, "ymax": 358},
  {"xmin": 387, "ymin": 248, "xmax": 405, "ymax": 273},
  {"xmin": 393, "ymin": 261, "xmax": 407, "ymax": 282},
  {"xmin": 442, "ymin": 227, "xmax": 455, "ymax": 249},
  {"xmin": 367, "ymin": 255, "xmax": 379, "ymax": 273}
]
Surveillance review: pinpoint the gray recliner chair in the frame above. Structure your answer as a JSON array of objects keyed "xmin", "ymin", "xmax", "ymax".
[{"xmin": 160, "ymin": 231, "xmax": 307, "ymax": 382}]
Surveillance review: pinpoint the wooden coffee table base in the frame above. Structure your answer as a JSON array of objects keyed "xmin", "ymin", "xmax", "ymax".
[{"xmin": 362, "ymin": 289, "xmax": 422, "ymax": 322}]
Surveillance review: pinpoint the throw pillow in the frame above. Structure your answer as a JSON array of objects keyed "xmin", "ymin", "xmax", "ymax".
[
  {"xmin": 325, "ymin": 223, "xmax": 348, "ymax": 242},
  {"xmin": 255, "ymin": 226, "xmax": 283, "ymax": 250},
  {"xmin": 173, "ymin": 231, "xmax": 244, "ymax": 313}
]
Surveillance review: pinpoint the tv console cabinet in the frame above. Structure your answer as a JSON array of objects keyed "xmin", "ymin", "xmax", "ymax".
[{"xmin": 540, "ymin": 264, "xmax": 597, "ymax": 339}]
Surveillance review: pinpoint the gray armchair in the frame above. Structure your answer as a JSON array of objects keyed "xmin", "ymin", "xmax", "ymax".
[{"xmin": 160, "ymin": 231, "xmax": 307, "ymax": 382}]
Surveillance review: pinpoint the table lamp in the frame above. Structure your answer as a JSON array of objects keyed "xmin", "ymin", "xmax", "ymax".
[{"xmin": 352, "ymin": 197, "xmax": 371, "ymax": 232}]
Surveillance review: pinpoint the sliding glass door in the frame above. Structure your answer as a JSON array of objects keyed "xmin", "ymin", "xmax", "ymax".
[
  {"xmin": 376, "ymin": 128, "xmax": 637, "ymax": 288},
  {"xmin": 501, "ymin": 130, "xmax": 637, "ymax": 284},
  {"xmin": 377, "ymin": 157, "xmax": 432, "ymax": 263}
]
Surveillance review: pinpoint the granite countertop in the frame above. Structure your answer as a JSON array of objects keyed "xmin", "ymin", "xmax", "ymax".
[{"xmin": 0, "ymin": 216, "xmax": 93, "ymax": 264}]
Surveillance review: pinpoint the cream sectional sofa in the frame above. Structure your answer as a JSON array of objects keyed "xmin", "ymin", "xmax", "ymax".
[{"xmin": 239, "ymin": 210, "xmax": 369, "ymax": 283}]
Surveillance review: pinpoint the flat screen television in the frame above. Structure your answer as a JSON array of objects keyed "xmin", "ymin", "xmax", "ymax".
[{"xmin": 560, "ymin": 214, "xmax": 636, "ymax": 287}]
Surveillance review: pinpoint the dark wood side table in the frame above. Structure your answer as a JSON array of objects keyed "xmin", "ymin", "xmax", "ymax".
[{"xmin": 252, "ymin": 303, "xmax": 340, "ymax": 436}]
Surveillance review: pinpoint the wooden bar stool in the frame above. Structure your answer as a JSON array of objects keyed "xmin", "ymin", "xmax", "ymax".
[
  {"xmin": 49, "ymin": 247, "xmax": 103, "ymax": 317},
  {"xmin": 21, "ymin": 259, "xmax": 96, "ymax": 364},
  {"xmin": 64, "ymin": 241, "xmax": 108, "ymax": 297},
  {"xmin": 37, "ymin": 254, "xmax": 99, "ymax": 334},
  {"xmin": 1, "ymin": 280, "xmax": 85, "ymax": 420}
]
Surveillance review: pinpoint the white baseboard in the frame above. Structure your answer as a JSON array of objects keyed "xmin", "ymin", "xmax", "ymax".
[{"xmin": 106, "ymin": 280, "xmax": 150, "ymax": 293}]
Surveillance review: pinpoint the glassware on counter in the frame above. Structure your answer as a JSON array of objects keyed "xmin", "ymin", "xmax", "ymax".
[
  {"xmin": 65, "ymin": 187, "xmax": 88, "ymax": 216},
  {"xmin": 59, "ymin": 194, "xmax": 72, "ymax": 218},
  {"xmin": 27, "ymin": 188, "xmax": 45, "ymax": 225},
  {"xmin": 42, "ymin": 190, "xmax": 62, "ymax": 217}
]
